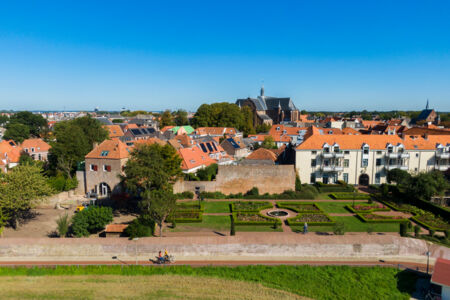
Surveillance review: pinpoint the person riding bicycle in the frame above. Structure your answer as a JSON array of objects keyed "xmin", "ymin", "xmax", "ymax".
[
  {"xmin": 158, "ymin": 251, "xmax": 164, "ymax": 263},
  {"xmin": 164, "ymin": 249, "xmax": 169, "ymax": 260}
]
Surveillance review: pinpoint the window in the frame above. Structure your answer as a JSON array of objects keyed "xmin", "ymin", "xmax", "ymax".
[
  {"xmin": 276, "ymin": 127, "xmax": 280, "ymax": 131},
  {"xmin": 103, "ymin": 165, "xmax": 111, "ymax": 172},
  {"xmin": 375, "ymin": 173, "xmax": 381, "ymax": 184},
  {"xmin": 343, "ymin": 173, "xmax": 349, "ymax": 183},
  {"xmin": 311, "ymin": 159, "xmax": 316, "ymax": 167},
  {"xmin": 363, "ymin": 147, "xmax": 369, "ymax": 154},
  {"xmin": 38, "ymin": 154, "xmax": 41, "ymax": 161},
  {"xmin": 310, "ymin": 173, "xmax": 316, "ymax": 183},
  {"xmin": 376, "ymin": 158, "xmax": 382, "ymax": 166},
  {"xmin": 100, "ymin": 150, "xmax": 109, "ymax": 157},
  {"xmin": 31, "ymin": 147, "xmax": 35, "ymax": 152},
  {"xmin": 376, "ymin": 151, "xmax": 382, "ymax": 155},
  {"xmin": 344, "ymin": 150, "xmax": 350, "ymax": 154},
  {"xmin": 362, "ymin": 159, "xmax": 369, "ymax": 167},
  {"xmin": 90, "ymin": 164, "xmax": 98, "ymax": 171},
  {"xmin": 25, "ymin": 148, "xmax": 28, "ymax": 153},
  {"xmin": 311, "ymin": 151, "xmax": 317, "ymax": 155},
  {"xmin": 415, "ymin": 153, "xmax": 419, "ymax": 158},
  {"xmin": 324, "ymin": 147, "xmax": 330, "ymax": 153},
  {"xmin": 398, "ymin": 147, "xmax": 404, "ymax": 153},
  {"xmin": 343, "ymin": 159, "xmax": 349, "ymax": 167},
  {"xmin": 334, "ymin": 146, "xmax": 340, "ymax": 153},
  {"xmin": 389, "ymin": 158, "xmax": 396, "ymax": 166},
  {"xmin": 324, "ymin": 159, "xmax": 330, "ymax": 166}
]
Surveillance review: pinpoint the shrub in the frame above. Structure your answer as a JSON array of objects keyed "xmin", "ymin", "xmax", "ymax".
[
  {"xmin": 399, "ymin": 223, "xmax": 407, "ymax": 237},
  {"xmin": 172, "ymin": 220, "xmax": 176, "ymax": 229},
  {"xmin": 367, "ymin": 225, "xmax": 374, "ymax": 235},
  {"xmin": 414, "ymin": 225, "xmax": 420, "ymax": 237},
  {"xmin": 47, "ymin": 175, "xmax": 78, "ymax": 192},
  {"xmin": 231, "ymin": 201, "xmax": 272, "ymax": 212},
  {"xmin": 230, "ymin": 216, "xmax": 235, "ymax": 236},
  {"xmin": 445, "ymin": 230, "xmax": 449, "ymax": 239},
  {"xmin": 200, "ymin": 191, "xmax": 227, "ymax": 199},
  {"xmin": 287, "ymin": 213, "xmax": 334, "ymax": 226},
  {"xmin": 273, "ymin": 220, "xmax": 279, "ymax": 229},
  {"xmin": 124, "ymin": 217, "xmax": 155, "ymax": 239},
  {"xmin": 56, "ymin": 213, "xmax": 69, "ymax": 238},
  {"xmin": 168, "ymin": 211, "xmax": 203, "ymax": 223},
  {"xmin": 245, "ymin": 187, "xmax": 259, "ymax": 196},
  {"xmin": 330, "ymin": 193, "xmax": 370, "ymax": 200},
  {"xmin": 333, "ymin": 221, "xmax": 345, "ymax": 235},
  {"xmin": 295, "ymin": 175, "xmax": 302, "ymax": 192},
  {"xmin": 429, "ymin": 229, "xmax": 435, "ymax": 237},
  {"xmin": 71, "ymin": 206, "xmax": 113, "ymax": 237},
  {"xmin": 175, "ymin": 191, "xmax": 194, "ymax": 199}
]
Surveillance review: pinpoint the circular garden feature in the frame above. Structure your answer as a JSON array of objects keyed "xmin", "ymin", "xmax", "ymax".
[{"xmin": 267, "ymin": 210, "xmax": 289, "ymax": 217}]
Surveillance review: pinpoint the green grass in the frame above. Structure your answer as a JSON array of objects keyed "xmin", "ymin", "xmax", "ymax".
[
  {"xmin": 203, "ymin": 201, "xmax": 231, "ymax": 213},
  {"xmin": 316, "ymin": 202, "xmax": 367, "ymax": 213},
  {"xmin": 168, "ymin": 215, "xmax": 230, "ymax": 232},
  {"xmin": 0, "ymin": 265, "xmax": 418, "ymax": 300},
  {"xmin": 291, "ymin": 216, "xmax": 402, "ymax": 233},
  {"xmin": 316, "ymin": 193, "xmax": 333, "ymax": 200}
]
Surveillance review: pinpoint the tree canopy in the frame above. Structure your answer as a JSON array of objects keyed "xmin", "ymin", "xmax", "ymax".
[
  {"xmin": 173, "ymin": 109, "xmax": 189, "ymax": 126},
  {"xmin": 9, "ymin": 111, "xmax": 47, "ymax": 137},
  {"xmin": 387, "ymin": 169, "xmax": 411, "ymax": 186},
  {"xmin": 3, "ymin": 123, "xmax": 30, "ymax": 143},
  {"xmin": 408, "ymin": 171, "xmax": 448, "ymax": 201}
]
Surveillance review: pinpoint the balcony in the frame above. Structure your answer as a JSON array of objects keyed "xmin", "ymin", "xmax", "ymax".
[
  {"xmin": 322, "ymin": 152, "xmax": 344, "ymax": 158},
  {"xmin": 435, "ymin": 165, "xmax": 449, "ymax": 171},
  {"xmin": 436, "ymin": 152, "xmax": 450, "ymax": 159},
  {"xmin": 386, "ymin": 152, "xmax": 409, "ymax": 159},
  {"xmin": 322, "ymin": 165, "xmax": 344, "ymax": 172},
  {"xmin": 386, "ymin": 165, "xmax": 408, "ymax": 171}
]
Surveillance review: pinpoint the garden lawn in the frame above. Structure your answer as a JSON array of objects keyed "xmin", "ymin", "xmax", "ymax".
[
  {"xmin": 291, "ymin": 216, "xmax": 402, "ymax": 233},
  {"xmin": 316, "ymin": 193, "xmax": 333, "ymax": 200},
  {"xmin": 316, "ymin": 202, "xmax": 367, "ymax": 213},
  {"xmin": 0, "ymin": 265, "xmax": 418, "ymax": 300},
  {"xmin": 168, "ymin": 215, "xmax": 230, "ymax": 232},
  {"xmin": 203, "ymin": 201, "xmax": 231, "ymax": 213}
]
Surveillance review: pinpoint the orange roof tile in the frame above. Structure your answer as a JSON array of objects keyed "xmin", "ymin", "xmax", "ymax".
[
  {"xmin": 85, "ymin": 139, "xmax": 131, "ymax": 159},
  {"xmin": 105, "ymin": 224, "xmax": 128, "ymax": 233},
  {"xmin": 0, "ymin": 140, "xmax": 21, "ymax": 164},
  {"xmin": 178, "ymin": 147, "xmax": 216, "ymax": 171},
  {"xmin": 431, "ymin": 258, "xmax": 450, "ymax": 287},
  {"xmin": 195, "ymin": 127, "xmax": 237, "ymax": 136},
  {"xmin": 246, "ymin": 148, "xmax": 278, "ymax": 161},
  {"xmin": 341, "ymin": 128, "xmax": 360, "ymax": 135},
  {"xmin": 161, "ymin": 126, "xmax": 175, "ymax": 133},
  {"xmin": 248, "ymin": 134, "xmax": 269, "ymax": 142},
  {"xmin": 20, "ymin": 138, "xmax": 51, "ymax": 152},
  {"xmin": 103, "ymin": 125, "xmax": 124, "ymax": 138},
  {"xmin": 133, "ymin": 137, "xmax": 167, "ymax": 146}
]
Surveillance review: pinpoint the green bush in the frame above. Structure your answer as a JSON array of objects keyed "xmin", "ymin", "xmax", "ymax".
[
  {"xmin": 200, "ymin": 191, "xmax": 227, "ymax": 199},
  {"xmin": 231, "ymin": 201, "xmax": 272, "ymax": 212},
  {"xmin": 333, "ymin": 221, "xmax": 345, "ymax": 235},
  {"xmin": 230, "ymin": 216, "xmax": 235, "ymax": 236},
  {"xmin": 56, "ymin": 213, "xmax": 69, "ymax": 238},
  {"xmin": 295, "ymin": 175, "xmax": 302, "ymax": 192},
  {"xmin": 316, "ymin": 183, "xmax": 354, "ymax": 193},
  {"xmin": 175, "ymin": 191, "xmax": 194, "ymax": 199},
  {"xmin": 47, "ymin": 175, "xmax": 78, "ymax": 192},
  {"xmin": 330, "ymin": 193, "xmax": 370, "ymax": 200},
  {"xmin": 399, "ymin": 223, "xmax": 407, "ymax": 237},
  {"xmin": 124, "ymin": 217, "xmax": 155, "ymax": 238},
  {"xmin": 356, "ymin": 213, "xmax": 407, "ymax": 224},
  {"xmin": 287, "ymin": 213, "xmax": 335, "ymax": 226},
  {"xmin": 168, "ymin": 211, "xmax": 203, "ymax": 223},
  {"xmin": 71, "ymin": 206, "xmax": 113, "ymax": 237},
  {"xmin": 429, "ymin": 229, "xmax": 435, "ymax": 237},
  {"xmin": 233, "ymin": 212, "xmax": 281, "ymax": 225},
  {"xmin": 245, "ymin": 187, "xmax": 259, "ymax": 196}
]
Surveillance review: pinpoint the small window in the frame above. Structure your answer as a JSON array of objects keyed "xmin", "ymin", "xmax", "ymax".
[
  {"xmin": 311, "ymin": 159, "xmax": 316, "ymax": 167},
  {"xmin": 343, "ymin": 173, "xmax": 349, "ymax": 183},
  {"xmin": 343, "ymin": 159, "xmax": 349, "ymax": 167},
  {"xmin": 324, "ymin": 147, "xmax": 330, "ymax": 153},
  {"xmin": 90, "ymin": 164, "xmax": 98, "ymax": 171},
  {"xmin": 25, "ymin": 148, "xmax": 28, "ymax": 153},
  {"xmin": 375, "ymin": 173, "xmax": 381, "ymax": 184},
  {"xmin": 414, "ymin": 168, "xmax": 418, "ymax": 171},
  {"xmin": 310, "ymin": 173, "xmax": 316, "ymax": 183},
  {"xmin": 415, "ymin": 153, "xmax": 419, "ymax": 157},
  {"xmin": 344, "ymin": 150, "xmax": 350, "ymax": 154},
  {"xmin": 100, "ymin": 150, "xmax": 109, "ymax": 157},
  {"xmin": 362, "ymin": 159, "xmax": 369, "ymax": 167},
  {"xmin": 376, "ymin": 151, "xmax": 382, "ymax": 155},
  {"xmin": 376, "ymin": 158, "xmax": 382, "ymax": 166},
  {"xmin": 31, "ymin": 147, "xmax": 35, "ymax": 152},
  {"xmin": 103, "ymin": 165, "xmax": 111, "ymax": 172},
  {"xmin": 311, "ymin": 151, "xmax": 317, "ymax": 155},
  {"xmin": 363, "ymin": 147, "xmax": 369, "ymax": 155},
  {"xmin": 276, "ymin": 127, "xmax": 280, "ymax": 131}
]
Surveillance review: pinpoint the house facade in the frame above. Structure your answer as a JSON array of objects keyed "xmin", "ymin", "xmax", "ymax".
[
  {"xmin": 296, "ymin": 134, "xmax": 450, "ymax": 185},
  {"xmin": 21, "ymin": 138, "xmax": 51, "ymax": 161}
]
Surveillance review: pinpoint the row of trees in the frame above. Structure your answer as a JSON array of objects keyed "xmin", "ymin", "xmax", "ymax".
[{"xmin": 2, "ymin": 111, "xmax": 48, "ymax": 143}]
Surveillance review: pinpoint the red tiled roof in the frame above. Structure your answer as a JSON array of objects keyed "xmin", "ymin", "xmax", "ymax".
[
  {"xmin": 248, "ymin": 134, "xmax": 269, "ymax": 142},
  {"xmin": 85, "ymin": 139, "xmax": 131, "ymax": 159},
  {"xmin": 103, "ymin": 125, "xmax": 124, "ymax": 138},
  {"xmin": 0, "ymin": 140, "xmax": 21, "ymax": 164},
  {"xmin": 178, "ymin": 147, "xmax": 216, "ymax": 171},
  {"xmin": 341, "ymin": 128, "xmax": 360, "ymax": 135},
  {"xmin": 195, "ymin": 127, "xmax": 237, "ymax": 136},
  {"xmin": 105, "ymin": 224, "xmax": 128, "ymax": 233},
  {"xmin": 21, "ymin": 138, "xmax": 51, "ymax": 152},
  {"xmin": 431, "ymin": 258, "xmax": 450, "ymax": 287},
  {"xmin": 133, "ymin": 137, "xmax": 167, "ymax": 146},
  {"xmin": 246, "ymin": 148, "xmax": 278, "ymax": 161}
]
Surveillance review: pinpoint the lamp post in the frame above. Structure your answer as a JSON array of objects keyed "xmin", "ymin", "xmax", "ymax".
[
  {"xmin": 133, "ymin": 237, "xmax": 139, "ymax": 265},
  {"xmin": 426, "ymin": 251, "xmax": 431, "ymax": 274}
]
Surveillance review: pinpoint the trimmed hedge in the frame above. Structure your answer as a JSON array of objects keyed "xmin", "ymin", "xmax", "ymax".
[
  {"xmin": 345, "ymin": 204, "xmax": 390, "ymax": 213},
  {"xmin": 168, "ymin": 211, "xmax": 203, "ymax": 223},
  {"xmin": 176, "ymin": 202, "xmax": 204, "ymax": 212},
  {"xmin": 411, "ymin": 198, "xmax": 450, "ymax": 220},
  {"xmin": 329, "ymin": 193, "xmax": 371, "ymax": 200},
  {"xmin": 410, "ymin": 215, "xmax": 449, "ymax": 232},
  {"xmin": 356, "ymin": 213, "xmax": 408, "ymax": 224},
  {"xmin": 175, "ymin": 191, "xmax": 194, "ymax": 199},
  {"xmin": 315, "ymin": 182, "xmax": 355, "ymax": 193},
  {"xmin": 233, "ymin": 212, "xmax": 281, "ymax": 225},
  {"xmin": 286, "ymin": 213, "xmax": 335, "ymax": 226},
  {"xmin": 277, "ymin": 202, "xmax": 323, "ymax": 213},
  {"xmin": 230, "ymin": 201, "xmax": 272, "ymax": 212}
]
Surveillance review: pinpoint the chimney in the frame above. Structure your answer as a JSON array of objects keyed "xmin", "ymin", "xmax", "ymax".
[
  {"xmin": 423, "ymin": 133, "xmax": 428, "ymax": 140},
  {"xmin": 93, "ymin": 142, "xmax": 99, "ymax": 149},
  {"xmin": 400, "ymin": 132, "xmax": 405, "ymax": 140}
]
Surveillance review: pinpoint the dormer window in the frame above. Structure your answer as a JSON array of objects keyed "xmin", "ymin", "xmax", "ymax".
[
  {"xmin": 387, "ymin": 146, "xmax": 393, "ymax": 153},
  {"xmin": 362, "ymin": 144, "xmax": 369, "ymax": 154},
  {"xmin": 276, "ymin": 127, "xmax": 280, "ymax": 131},
  {"xmin": 324, "ymin": 147, "xmax": 330, "ymax": 153},
  {"xmin": 334, "ymin": 146, "xmax": 340, "ymax": 153}
]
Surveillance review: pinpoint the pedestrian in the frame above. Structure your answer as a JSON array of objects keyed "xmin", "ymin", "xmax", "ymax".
[{"xmin": 303, "ymin": 222, "xmax": 308, "ymax": 234}]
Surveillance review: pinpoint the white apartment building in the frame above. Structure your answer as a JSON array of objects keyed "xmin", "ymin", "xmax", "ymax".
[{"xmin": 296, "ymin": 134, "xmax": 450, "ymax": 185}]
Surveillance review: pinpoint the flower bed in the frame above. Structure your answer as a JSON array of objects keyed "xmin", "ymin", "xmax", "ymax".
[
  {"xmin": 286, "ymin": 213, "xmax": 335, "ymax": 226},
  {"xmin": 411, "ymin": 212, "xmax": 450, "ymax": 231},
  {"xmin": 329, "ymin": 193, "xmax": 371, "ymax": 200},
  {"xmin": 231, "ymin": 201, "xmax": 272, "ymax": 212},
  {"xmin": 233, "ymin": 212, "xmax": 281, "ymax": 225},
  {"xmin": 277, "ymin": 202, "xmax": 322, "ymax": 213},
  {"xmin": 168, "ymin": 211, "xmax": 203, "ymax": 223},
  {"xmin": 356, "ymin": 213, "xmax": 407, "ymax": 223},
  {"xmin": 346, "ymin": 203, "xmax": 390, "ymax": 213}
]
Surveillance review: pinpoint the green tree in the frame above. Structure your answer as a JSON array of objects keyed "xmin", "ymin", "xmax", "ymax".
[
  {"xmin": 0, "ymin": 165, "xmax": 53, "ymax": 229},
  {"xmin": 49, "ymin": 122, "xmax": 91, "ymax": 178},
  {"xmin": 71, "ymin": 206, "xmax": 113, "ymax": 237},
  {"xmin": 173, "ymin": 109, "xmax": 189, "ymax": 126},
  {"xmin": 160, "ymin": 110, "xmax": 175, "ymax": 127},
  {"xmin": 261, "ymin": 136, "xmax": 277, "ymax": 149},
  {"xmin": 9, "ymin": 111, "xmax": 47, "ymax": 137},
  {"xmin": 123, "ymin": 144, "xmax": 182, "ymax": 195},
  {"xmin": 240, "ymin": 106, "xmax": 255, "ymax": 136},
  {"xmin": 140, "ymin": 189, "xmax": 176, "ymax": 237},
  {"xmin": 3, "ymin": 123, "xmax": 30, "ymax": 143},
  {"xmin": 255, "ymin": 123, "xmax": 271, "ymax": 133},
  {"xmin": 191, "ymin": 102, "xmax": 245, "ymax": 130},
  {"xmin": 387, "ymin": 169, "xmax": 411, "ymax": 187},
  {"xmin": 409, "ymin": 171, "xmax": 449, "ymax": 201},
  {"xmin": 0, "ymin": 115, "xmax": 8, "ymax": 126},
  {"xmin": 72, "ymin": 115, "xmax": 109, "ymax": 148}
]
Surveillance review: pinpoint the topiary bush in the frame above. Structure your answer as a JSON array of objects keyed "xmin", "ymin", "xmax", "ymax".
[
  {"xmin": 333, "ymin": 221, "xmax": 345, "ymax": 235},
  {"xmin": 124, "ymin": 216, "xmax": 155, "ymax": 239},
  {"xmin": 245, "ymin": 187, "xmax": 259, "ymax": 196},
  {"xmin": 399, "ymin": 222, "xmax": 407, "ymax": 237},
  {"xmin": 175, "ymin": 191, "xmax": 194, "ymax": 199},
  {"xmin": 71, "ymin": 206, "xmax": 113, "ymax": 237},
  {"xmin": 414, "ymin": 225, "xmax": 420, "ymax": 237},
  {"xmin": 429, "ymin": 229, "xmax": 435, "ymax": 237},
  {"xmin": 48, "ymin": 175, "xmax": 78, "ymax": 192}
]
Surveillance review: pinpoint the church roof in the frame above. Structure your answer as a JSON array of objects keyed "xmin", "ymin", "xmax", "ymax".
[{"xmin": 417, "ymin": 109, "xmax": 434, "ymax": 121}]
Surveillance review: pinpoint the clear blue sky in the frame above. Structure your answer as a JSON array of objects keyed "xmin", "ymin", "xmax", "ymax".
[{"xmin": 1, "ymin": 0, "xmax": 449, "ymax": 112}]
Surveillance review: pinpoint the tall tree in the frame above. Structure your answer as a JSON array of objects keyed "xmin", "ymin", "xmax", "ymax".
[
  {"xmin": 240, "ymin": 106, "xmax": 255, "ymax": 136},
  {"xmin": 0, "ymin": 165, "xmax": 53, "ymax": 229},
  {"xmin": 139, "ymin": 189, "xmax": 176, "ymax": 237},
  {"xmin": 261, "ymin": 136, "xmax": 277, "ymax": 149},
  {"xmin": 72, "ymin": 115, "xmax": 109, "ymax": 147},
  {"xmin": 9, "ymin": 111, "xmax": 47, "ymax": 137},
  {"xmin": 173, "ymin": 109, "xmax": 189, "ymax": 126},
  {"xmin": 3, "ymin": 123, "xmax": 30, "ymax": 143},
  {"xmin": 160, "ymin": 110, "xmax": 175, "ymax": 128},
  {"xmin": 387, "ymin": 169, "xmax": 411, "ymax": 186},
  {"xmin": 191, "ymin": 102, "xmax": 245, "ymax": 129},
  {"xmin": 409, "ymin": 171, "xmax": 449, "ymax": 201}
]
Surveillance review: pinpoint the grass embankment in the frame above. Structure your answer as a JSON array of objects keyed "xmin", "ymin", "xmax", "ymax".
[{"xmin": 0, "ymin": 265, "xmax": 418, "ymax": 300}]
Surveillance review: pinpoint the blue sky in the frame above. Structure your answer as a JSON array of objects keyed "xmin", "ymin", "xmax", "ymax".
[{"xmin": 0, "ymin": 1, "xmax": 449, "ymax": 112}]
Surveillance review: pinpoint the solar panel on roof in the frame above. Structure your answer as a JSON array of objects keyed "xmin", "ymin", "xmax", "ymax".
[
  {"xmin": 206, "ymin": 143, "xmax": 214, "ymax": 152},
  {"xmin": 200, "ymin": 144, "xmax": 207, "ymax": 153},
  {"xmin": 212, "ymin": 143, "xmax": 218, "ymax": 151},
  {"xmin": 130, "ymin": 129, "xmax": 141, "ymax": 135}
]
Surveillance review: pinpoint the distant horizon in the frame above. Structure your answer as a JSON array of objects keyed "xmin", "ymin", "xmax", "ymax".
[{"xmin": 1, "ymin": 1, "xmax": 449, "ymax": 111}]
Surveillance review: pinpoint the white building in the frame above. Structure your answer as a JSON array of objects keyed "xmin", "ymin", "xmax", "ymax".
[{"xmin": 295, "ymin": 134, "xmax": 450, "ymax": 185}]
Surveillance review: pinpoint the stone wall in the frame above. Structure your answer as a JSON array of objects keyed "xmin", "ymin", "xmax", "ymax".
[
  {"xmin": 0, "ymin": 235, "xmax": 448, "ymax": 263},
  {"xmin": 38, "ymin": 191, "xmax": 85, "ymax": 208},
  {"xmin": 174, "ymin": 165, "xmax": 296, "ymax": 195}
]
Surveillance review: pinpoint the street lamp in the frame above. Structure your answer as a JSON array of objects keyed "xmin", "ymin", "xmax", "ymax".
[
  {"xmin": 426, "ymin": 251, "xmax": 431, "ymax": 274},
  {"xmin": 133, "ymin": 237, "xmax": 139, "ymax": 265}
]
